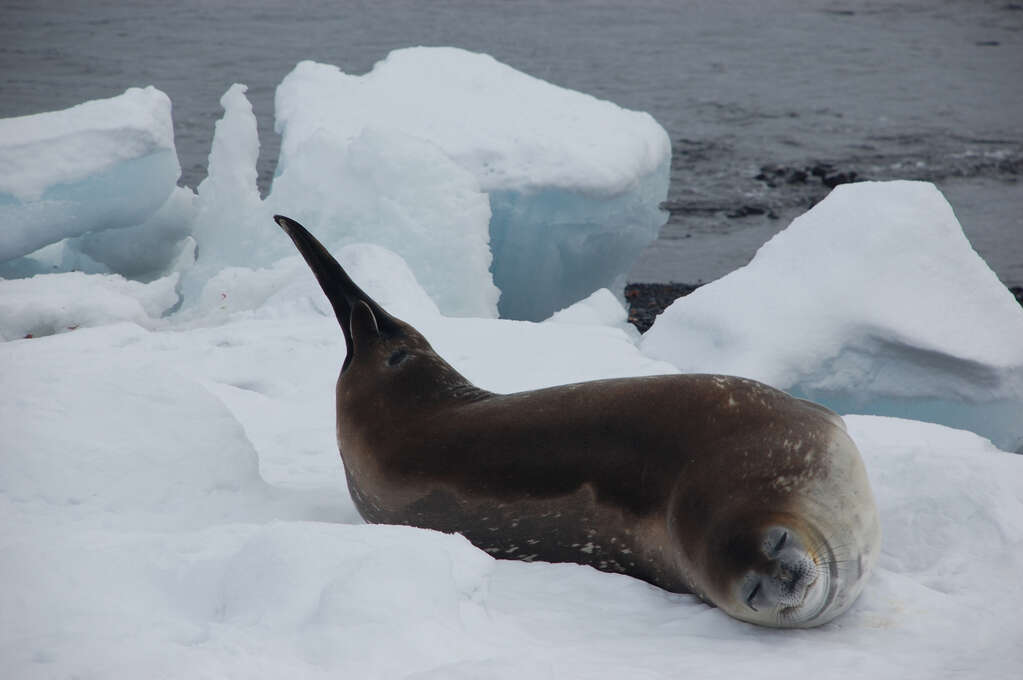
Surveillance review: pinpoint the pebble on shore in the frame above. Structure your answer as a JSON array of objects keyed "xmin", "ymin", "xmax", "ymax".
[{"xmin": 624, "ymin": 282, "xmax": 701, "ymax": 333}]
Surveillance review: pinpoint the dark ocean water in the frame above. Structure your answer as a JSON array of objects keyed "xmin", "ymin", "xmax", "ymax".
[{"xmin": 2, "ymin": 0, "xmax": 1021, "ymax": 285}]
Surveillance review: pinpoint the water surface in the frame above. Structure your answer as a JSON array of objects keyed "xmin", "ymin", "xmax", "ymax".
[{"xmin": 2, "ymin": 0, "xmax": 1020, "ymax": 284}]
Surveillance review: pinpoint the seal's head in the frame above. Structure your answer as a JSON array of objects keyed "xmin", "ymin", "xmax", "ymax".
[
  {"xmin": 666, "ymin": 400, "xmax": 881, "ymax": 628},
  {"xmin": 694, "ymin": 500, "xmax": 877, "ymax": 627}
]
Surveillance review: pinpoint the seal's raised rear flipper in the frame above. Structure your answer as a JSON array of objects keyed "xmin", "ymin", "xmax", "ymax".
[{"xmin": 273, "ymin": 215, "xmax": 395, "ymax": 365}]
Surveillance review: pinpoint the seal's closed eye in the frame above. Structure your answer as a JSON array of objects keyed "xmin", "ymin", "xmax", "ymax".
[
  {"xmin": 772, "ymin": 530, "xmax": 788, "ymax": 555},
  {"xmin": 746, "ymin": 581, "xmax": 762, "ymax": 611}
]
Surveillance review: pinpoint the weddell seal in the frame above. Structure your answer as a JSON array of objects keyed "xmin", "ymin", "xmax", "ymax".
[{"xmin": 274, "ymin": 214, "xmax": 880, "ymax": 628}]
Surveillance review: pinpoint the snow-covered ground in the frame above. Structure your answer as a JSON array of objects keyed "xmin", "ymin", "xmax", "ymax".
[
  {"xmin": 2, "ymin": 47, "xmax": 1022, "ymax": 678},
  {"xmin": 3, "ymin": 287, "xmax": 1021, "ymax": 678}
]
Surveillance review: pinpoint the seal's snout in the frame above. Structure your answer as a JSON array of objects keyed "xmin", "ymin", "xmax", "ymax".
[{"xmin": 772, "ymin": 551, "xmax": 816, "ymax": 598}]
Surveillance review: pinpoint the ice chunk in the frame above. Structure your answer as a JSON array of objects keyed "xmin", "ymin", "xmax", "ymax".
[
  {"xmin": 180, "ymin": 83, "xmax": 271, "ymax": 304},
  {"xmin": 0, "ymin": 87, "xmax": 183, "ymax": 265},
  {"xmin": 273, "ymin": 48, "xmax": 671, "ymax": 320},
  {"xmin": 545, "ymin": 287, "xmax": 641, "ymax": 340},
  {"xmin": 488, "ymin": 179, "xmax": 668, "ymax": 320},
  {"xmin": 64, "ymin": 186, "xmax": 196, "ymax": 280},
  {"xmin": 266, "ymin": 126, "xmax": 498, "ymax": 318},
  {"xmin": 642, "ymin": 181, "xmax": 1023, "ymax": 450},
  {"xmin": 547, "ymin": 288, "xmax": 630, "ymax": 327},
  {"xmin": 0, "ymin": 271, "xmax": 180, "ymax": 340},
  {"xmin": 179, "ymin": 83, "xmax": 497, "ymax": 318}
]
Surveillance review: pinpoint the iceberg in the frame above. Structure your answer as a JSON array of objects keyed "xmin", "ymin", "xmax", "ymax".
[
  {"xmin": 0, "ymin": 87, "xmax": 191, "ymax": 277},
  {"xmin": 642, "ymin": 181, "xmax": 1023, "ymax": 451},
  {"xmin": 272, "ymin": 48, "xmax": 671, "ymax": 320}
]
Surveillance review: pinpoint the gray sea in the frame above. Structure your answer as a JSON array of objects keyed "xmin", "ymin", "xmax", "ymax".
[{"xmin": 2, "ymin": 0, "xmax": 1021, "ymax": 286}]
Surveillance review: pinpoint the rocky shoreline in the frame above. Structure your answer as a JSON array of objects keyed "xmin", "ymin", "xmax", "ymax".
[{"xmin": 625, "ymin": 282, "xmax": 1023, "ymax": 334}]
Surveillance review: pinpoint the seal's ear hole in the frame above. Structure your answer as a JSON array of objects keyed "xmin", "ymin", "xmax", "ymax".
[
  {"xmin": 349, "ymin": 300, "xmax": 380, "ymax": 347},
  {"xmin": 387, "ymin": 349, "xmax": 409, "ymax": 366}
]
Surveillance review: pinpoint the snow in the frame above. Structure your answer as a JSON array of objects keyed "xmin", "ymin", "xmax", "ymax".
[
  {"xmin": 2, "ymin": 49, "xmax": 1023, "ymax": 679},
  {"xmin": 0, "ymin": 271, "xmax": 179, "ymax": 341},
  {"xmin": 642, "ymin": 180, "xmax": 1023, "ymax": 452},
  {"xmin": 0, "ymin": 87, "xmax": 190, "ymax": 274},
  {"xmin": 2, "ymin": 295, "xmax": 1021, "ymax": 677},
  {"xmin": 273, "ymin": 48, "xmax": 671, "ymax": 320},
  {"xmin": 184, "ymin": 243, "xmax": 441, "ymax": 330}
]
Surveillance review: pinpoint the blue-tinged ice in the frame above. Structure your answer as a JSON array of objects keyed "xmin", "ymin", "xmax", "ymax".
[
  {"xmin": 0, "ymin": 87, "xmax": 192, "ymax": 278},
  {"xmin": 272, "ymin": 48, "xmax": 671, "ymax": 320},
  {"xmin": 642, "ymin": 181, "xmax": 1023, "ymax": 451},
  {"xmin": 179, "ymin": 83, "xmax": 270, "ymax": 305}
]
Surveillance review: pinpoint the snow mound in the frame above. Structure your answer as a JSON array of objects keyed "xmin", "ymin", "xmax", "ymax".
[
  {"xmin": 186, "ymin": 243, "xmax": 440, "ymax": 328},
  {"xmin": 843, "ymin": 415, "xmax": 1023, "ymax": 669},
  {"xmin": 0, "ymin": 328, "xmax": 266, "ymax": 529},
  {"xmin": 0, "ymin": 87, "xmax": 191, "ymax": 275},
  {"xmin": 273, "ymin": 48, "xmax": 671, "ymax": 320},
  {"xmin": 642, "ymin": 181, "xmax": 1023, "ymax": 451},
  {"xmin": 548, "ymin": 287, "xmax": 630, "ymax": 326},
  {"xmin": 0, "ymin": 271, "xmax": 179, "ymax": 340}
]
